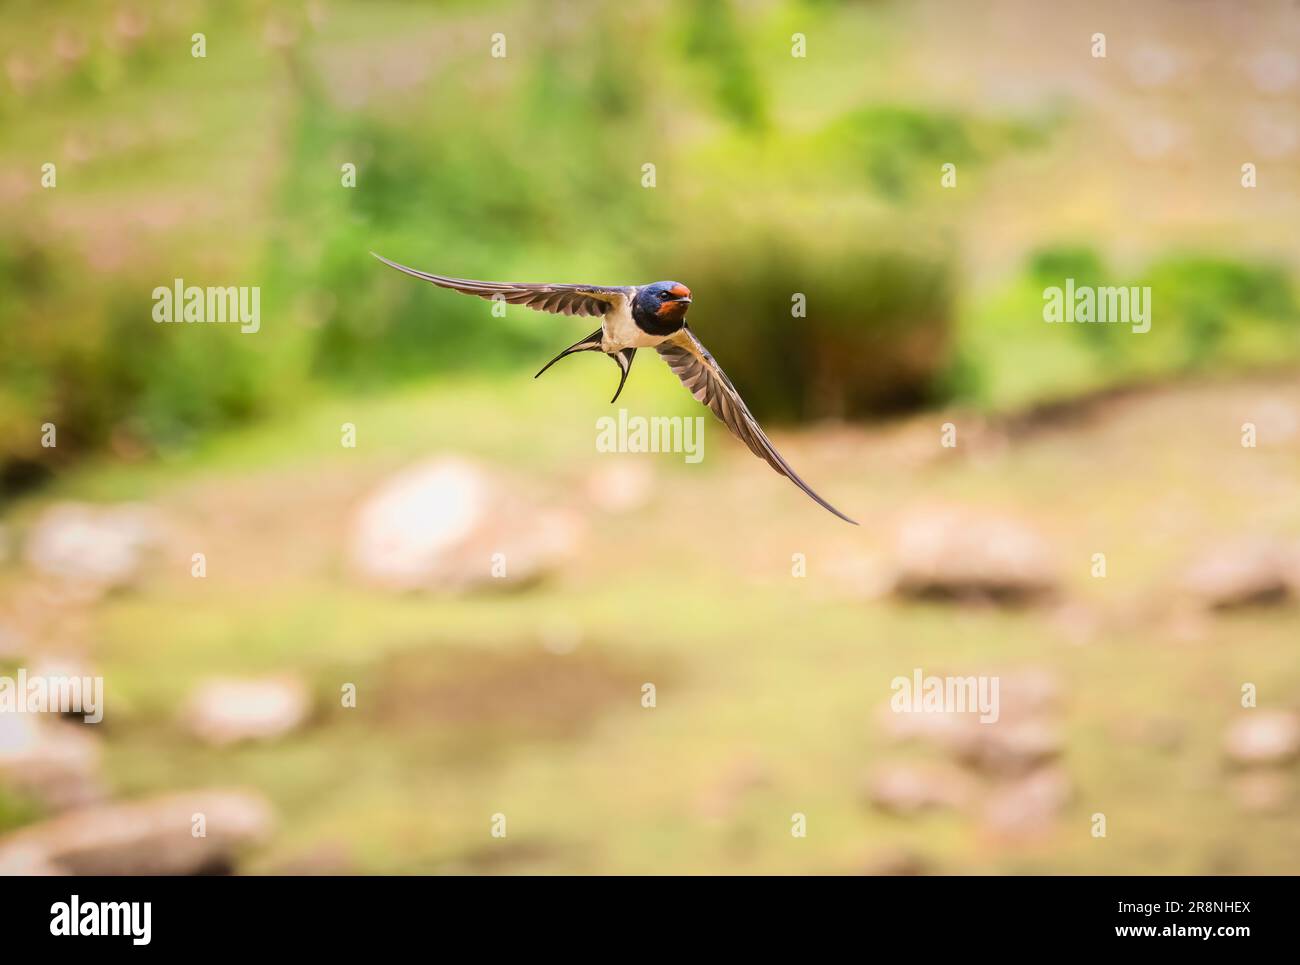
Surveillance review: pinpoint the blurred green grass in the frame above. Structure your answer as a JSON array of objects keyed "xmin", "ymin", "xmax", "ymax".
[
  {"xmin": 1, "ymin": 366, "xmax": 1296, "ymax": 872},
  {"xmin": 9, "ymin": 0, "xmax": 1295, "ymax": 485}
]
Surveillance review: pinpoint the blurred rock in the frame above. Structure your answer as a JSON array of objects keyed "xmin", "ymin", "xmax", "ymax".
[
  {"xmin": 5, "ymin": 54, "xmax": 39, "ymax": 96},
  {"xmin": 952, "ymin": 719, "xmax": 1064, "ymax": 777},
  {"xmin": 878, "ymin": 703, "xmax": 971, "ymax": 748},
  {"xmin": 865, "ymin": 763, "xmax": 975, "ymax": 815},
  {"xmin": 1250, "ymin": 399, "xmax": 1300, "ymax": 442},
  {"xmin": 1182, "ymin": 541, "xmax": 1296, "ymax": 610},
  {"xmin": 1247, "ymin": 50, "xmax": 1299, "ymax": 94},
  {"xmin": 584, "ymin": 462, "xmax": 654, "ymax": 515},
  {"xmin": 54, "ymin": 30, "xmax": 90, "ymax": 66},
  {"xmin": 23, "ymin": 502, "xmax": 163, "ymax": 591},
  {"xmin": 349, "ymin": 457, "xmax": 582, "ymax": 593},
  {"xmin": 0, "ymin": 789, "xmax": 273, "ymax": 875},
  {"xmin": 0, "ymin": 713, "xmax": 104, "ymax": 811},
  {"xmin": 996, "ymin": 668, "xmax": 1062, "ymax": 719},
  {"xmin": 982, "ymin": 766, "xmax": 1071, "ymax": 839},
  {"xmin": 891, "ymin": 506, "xmax": 1058, "ymax": 604},
  {"xmin": 184, "ymin": 676, "xmax": 310, "ymax": 746},
  {"xmin": 112, "ymin": 9, "xmax": 150, "ymax": 46},
  {"xmin": 267, "ymin": 843, "xmax": 356, "ymax": 876},
  {"xmin": 859, "ymin": 847, "xmax": 930, "ymax": 876},
  {"xmin": 878, "ymin": 667, "xmax": 1063, "ymax": 773},
  {"xmin": 28, "ymin": 654, "xmax": 96, "ymax": 706},
  {"xmin": 1224, "ymin": 711, "xmax": 1300, "ymax": 767},
  {"xmin": 0, "ymin": 841, "xmax": 64, "ymax": 875},
  {"xmin": 1229, "ymin": 772, "xmax": 1290, "ymax": 814},
  {"xmin": 696, "ymin": 755, "xmax": 771, "ymax": 820}
]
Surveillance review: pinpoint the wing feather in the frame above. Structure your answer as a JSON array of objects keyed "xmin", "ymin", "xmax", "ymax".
[
  {"xmin": 656, "ymin": 328, "xmax": 857, "ymax": 524},
  {"xmin": 371, "ymin": 253, "xmax": 632, "ymax": 318}
]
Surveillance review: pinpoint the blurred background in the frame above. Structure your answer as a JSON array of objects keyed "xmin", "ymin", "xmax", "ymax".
[{"xmin": 1, "ymin": 0, "xmax": 1298, "ymax": 874}]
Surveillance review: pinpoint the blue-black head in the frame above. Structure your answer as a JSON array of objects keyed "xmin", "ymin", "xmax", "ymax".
[{"xmin": 632, "ymin": 281, "xmax": 692, "ymax": 334}]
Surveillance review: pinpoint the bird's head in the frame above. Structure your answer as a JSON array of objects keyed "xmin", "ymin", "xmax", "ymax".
[{"xmin": 636, "ymin": 281, "xmax": 692, "ymax": 325}]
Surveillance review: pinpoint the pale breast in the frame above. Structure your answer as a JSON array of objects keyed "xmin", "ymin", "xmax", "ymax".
[
  {"xmin": 600, "ymin": 300, "xmax": 650, "ymax": 350},
  {"xmin": 601, "ymin": 292, "xmax": 672, "ymax": 351}
]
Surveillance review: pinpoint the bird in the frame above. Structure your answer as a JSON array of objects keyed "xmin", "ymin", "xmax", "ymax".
[{"xmin": 371, "ymin": 253, "xmax": 857, "ymax": 524}]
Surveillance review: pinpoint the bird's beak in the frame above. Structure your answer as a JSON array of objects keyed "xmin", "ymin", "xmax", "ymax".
[{"xmin": 677, "ymin": 297, "xmax": 692, "ymax": 305}]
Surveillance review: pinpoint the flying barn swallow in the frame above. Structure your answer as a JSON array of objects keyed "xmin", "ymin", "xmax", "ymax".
[{"xmin": 371, "ymin": 253, "xmax": 856, "ymax": 524}]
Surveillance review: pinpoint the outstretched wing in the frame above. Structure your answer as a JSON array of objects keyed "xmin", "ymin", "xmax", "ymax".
[
  {"xmin": 372, "ymin": 253, "xmax": 633, "ymax": 318},
  {"xmin": 656, "ymin": 327, "xmax": 857, "ymax": 524}
]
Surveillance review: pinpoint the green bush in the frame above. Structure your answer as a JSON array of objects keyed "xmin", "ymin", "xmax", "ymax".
[
  {"xmin": 951, "ymin": 245, "xmax": 1300, "ymax": 409},
  {"xmin": 668, "ymin": 222, "xmax": 956, "ymax": 420}
]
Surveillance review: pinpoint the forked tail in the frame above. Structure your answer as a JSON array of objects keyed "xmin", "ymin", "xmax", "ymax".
[{"xmin": 534, "ymin": 329, "xmax": 638, "ymax": 403}]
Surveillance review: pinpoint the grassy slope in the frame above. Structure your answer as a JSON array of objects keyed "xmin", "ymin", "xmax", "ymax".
[{"xmin": 4, "ymin": 364, "xmax": 1297, "ymax": 874}]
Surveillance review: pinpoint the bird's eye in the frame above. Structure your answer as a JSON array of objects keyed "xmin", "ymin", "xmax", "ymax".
[{"xmin": 659, "ymin": 291, "xmax": 670, "ymax": 299}]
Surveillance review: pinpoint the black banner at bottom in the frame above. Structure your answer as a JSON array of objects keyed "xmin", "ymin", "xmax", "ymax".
[{"xmin": 0, "ymin": 873, "xmax": 1283, "ymax": 950}]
